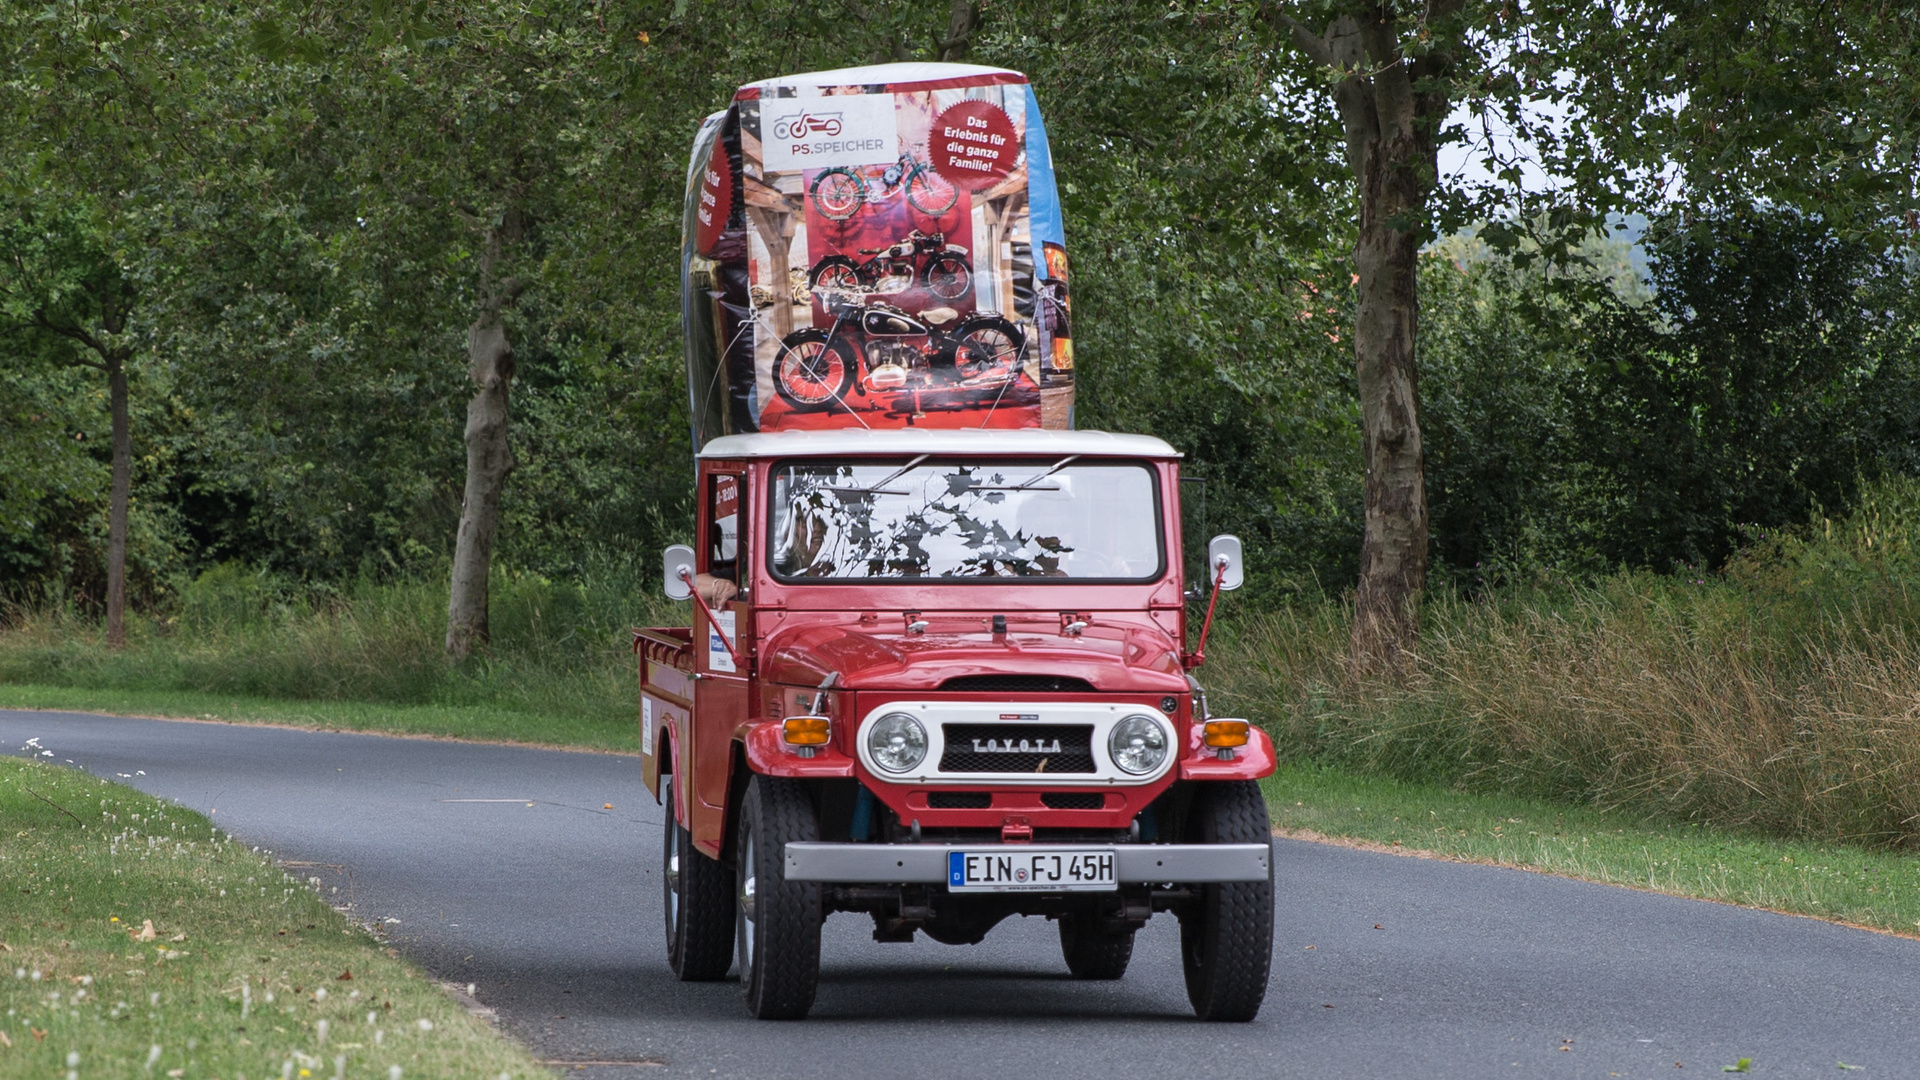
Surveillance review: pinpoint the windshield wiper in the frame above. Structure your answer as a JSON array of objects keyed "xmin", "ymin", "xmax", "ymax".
[
  {"xmin": 970, "ymin": 455, "xmax": 1079, "ymax": 492},
  {"xmin": 819, "ymin": 453, "xmax": 928, "ymax": 496}
]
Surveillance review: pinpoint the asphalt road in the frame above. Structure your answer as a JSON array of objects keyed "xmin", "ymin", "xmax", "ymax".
[{"xmin": 4, "ymin": 708, "xmax": 1916, "ymax": 1079}]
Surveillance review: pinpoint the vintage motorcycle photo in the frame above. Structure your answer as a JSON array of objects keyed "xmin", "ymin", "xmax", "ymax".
[
  {"xmin": 808, "ymin": 230, "xmax": 972, "ymax": 300},
  {"xmin": 809, "ymin": 152, "xmax": 960, "ymax": 221},
  {"xmin": 773, "ymin": 294, "xmax": 1024, "ymax": 412}
]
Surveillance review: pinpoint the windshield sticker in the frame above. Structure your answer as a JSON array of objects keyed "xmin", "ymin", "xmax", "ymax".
[{"xmin": 772, "ymin": 461, "xmax": 1158, "ymax": 581}]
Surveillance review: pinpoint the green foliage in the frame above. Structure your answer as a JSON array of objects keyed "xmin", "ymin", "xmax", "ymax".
[
  {"xmin": 1571, "ymin": 209, "xmax": 1910, "ymax": 568},
  {"xmin": 1209, "ymin": 475, "xmax": 1920, "ymax": 849},
  {"xmin": 0, "ymin": 556, "xmax": 666, "ymax": 743}
]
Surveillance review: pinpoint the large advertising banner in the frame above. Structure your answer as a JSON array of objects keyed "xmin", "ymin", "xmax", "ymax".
[{"xmin": 681, "ymin": 63, "xmax": 1072, "ymax": 449}]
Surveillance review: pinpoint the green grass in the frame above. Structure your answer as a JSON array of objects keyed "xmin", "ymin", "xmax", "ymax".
[
  {"xmin": 0, "ymin": 559, "xmax": 661, "ymax": 752},
  {"xmin": 1264, "ymin": 762, "xmax": 1920, "ymax": 938},
  {"xmin": 0, "ymin": 683, "xmax": 638, "ymax": 753},
  {"xmin": 0, "ymin": 756, "xmax": 545, "ymax": 1078},
  {"xmin": 1208, "ymin": 476, "xmax": 1920, "ymax": 850}
]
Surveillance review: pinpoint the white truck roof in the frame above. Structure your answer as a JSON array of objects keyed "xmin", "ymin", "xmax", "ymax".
[{"xmin": 698, "ymin": 428, "xmax": 1181, "ymax": 460}]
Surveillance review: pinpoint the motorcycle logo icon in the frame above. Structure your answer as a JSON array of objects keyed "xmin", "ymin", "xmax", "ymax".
[{"xmin": 772, "ymin": 111, "xmax": 843, "ymax": 141}]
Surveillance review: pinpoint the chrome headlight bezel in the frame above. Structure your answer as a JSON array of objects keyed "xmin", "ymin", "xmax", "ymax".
[
  {"xmin": 1107, "ymin": 714, "xmax": 1171, "ymax": 776},
  {"xmin": 866, "ymin": 712, "xmax": 929, "ymax": 774}
]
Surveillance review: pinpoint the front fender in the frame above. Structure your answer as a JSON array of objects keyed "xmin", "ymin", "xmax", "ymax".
[
  {"xmin": 737, "ymin": 720, "xmax": 859, "ymax": 779},
  {"xmin": 1177, "ymin": 726, "xmax": 1277, "ymax": 781}
]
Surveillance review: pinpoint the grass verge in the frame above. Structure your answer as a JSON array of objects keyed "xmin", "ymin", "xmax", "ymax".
[
  {"xmin": 1263, "ymin": 761, "xmax": 1920, "ymax": 938},
  {"xmin": 0, "ymin": 684, "xmax": 637, "ymax": 753},
  {"xmin": 0, "ymin": 756, "xmax": 545, "ymax": 1077}
]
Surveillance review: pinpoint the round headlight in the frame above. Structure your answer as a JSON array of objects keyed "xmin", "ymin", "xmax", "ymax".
[
  {"xmin": 867, "ymin": 713, "xmax": 928, "ymax": 773},
  {"xmin": 1108, "ymin": 715, "xmax": 1170, "ymax": 775}
]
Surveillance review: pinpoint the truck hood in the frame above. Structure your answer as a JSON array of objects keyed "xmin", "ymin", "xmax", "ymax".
[{"xmin": 760, "ymin": 616, "xmax": 1188, "ymax": 693}]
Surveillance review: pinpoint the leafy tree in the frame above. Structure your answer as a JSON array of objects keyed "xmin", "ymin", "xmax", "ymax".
[
  {"xmin": 0, "ymin": 202, "xmax": 140, "ymax": 639},
  {"xmin": 1573, "ymin": 209, "xmax": 1905, "ymax": 569},
  {"xmin": 1264, "ymin": 0, "xmax": 1920, "ymax": 669}
]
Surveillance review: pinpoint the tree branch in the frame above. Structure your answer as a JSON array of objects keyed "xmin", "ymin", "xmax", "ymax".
[
  {"xmin": 1356, "ymin": 5, "xmax": 1416, "ymax": 137},
  {"xmin": 1268, "ymin": 7, "xmax": 1337, "ymax": 69},
  {"xmin": 30, "ymin": 310, "xmax": 113, "ymax": 368}
]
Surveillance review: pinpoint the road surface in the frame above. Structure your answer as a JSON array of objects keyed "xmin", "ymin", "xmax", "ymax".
[{"xmin": 4, "ymin": 708, "xmax": 1914, "ymax": 1079}]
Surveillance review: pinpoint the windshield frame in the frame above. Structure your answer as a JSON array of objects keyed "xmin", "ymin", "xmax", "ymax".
[{"xmin": 763, "ymin": 456, "xmax": 1168, "ymax": 586}]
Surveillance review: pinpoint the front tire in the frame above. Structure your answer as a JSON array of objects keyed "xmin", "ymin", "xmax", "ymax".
[
  {"xmin": 773, "ymin": 331, "xmax": 857, "ymax": 412},
  {"xmin": 923, "ymin": 253, "xmax": 971, "ymax": 300},
  {"xmin": 810, "ymin": 168, "xmax": 865, "ymax": 220},
  {"xmin": 808, "ymin": 256, "xmax": 862, "ymax": 293},
  {"xmin": 1179, "ymin": 781, "xmax": 1274, "ymax": 1021},
  {"xmin": 1059, "ymin": 911, "xmax": 1134, "ymax": 980},
  {"xmin": 737, "ymin": 776, "xmax": 822, "ymax": 1020},
  {"xmin": 663, "ymin": 775, "xmax": 735, "ymax": 981}
]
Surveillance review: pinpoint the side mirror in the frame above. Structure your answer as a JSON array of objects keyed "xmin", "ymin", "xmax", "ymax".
[
  {"xmin": 663, "ymin": 545, "xmax": 695, "ymax": 600},
  {"xmin": 1207, "ymin": 535, "xmax": 1244, "ymax": 592}
]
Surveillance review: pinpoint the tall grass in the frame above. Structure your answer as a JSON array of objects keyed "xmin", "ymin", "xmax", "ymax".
[
  {"xmin": 1208, "ymin": 476, "xmax": 1920, "ymax": 849},
  {"xmin": 0, "ymin": 551, "xmax": 673, "ymax": 736}
]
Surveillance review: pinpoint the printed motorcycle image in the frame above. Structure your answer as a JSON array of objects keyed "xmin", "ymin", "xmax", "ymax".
[
  {"xmin": 808, "ymin": 230, "xmax": 972, "ymax": 300},
  {"xmin": 771, "ymin": 110, "xmax": 842, "ymax": 140},
  {"xmin": 809, "ymin": 153, "xmax": 960, "ymax": 221},
  {"xmin": 774, "ymin": 295, "xmax": 1024, "ymax": 412}
]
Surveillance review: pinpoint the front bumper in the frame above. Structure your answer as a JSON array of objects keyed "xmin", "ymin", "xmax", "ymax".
[{"xmin": 783, "ymin": 842, "xmax": 1271, "ymax": 884}]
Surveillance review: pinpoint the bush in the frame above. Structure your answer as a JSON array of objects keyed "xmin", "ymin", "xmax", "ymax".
[
  {"xmin": 1207, "ymin": 475, "xmax": 1920, "ymax": 848},
  {"xmin": 0, "ymin": 553, "xmax": 673, "ymax": 725}
]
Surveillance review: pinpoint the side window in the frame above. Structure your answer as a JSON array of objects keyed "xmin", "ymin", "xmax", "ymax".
[{"xmin": 708, "ymin": 473, "xmax": 741, "ymax": 582}]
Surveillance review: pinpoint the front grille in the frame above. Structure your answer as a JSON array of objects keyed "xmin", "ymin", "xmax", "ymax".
[
  {"xmin": 939, "ymin": 674, "xmax": 1096, "ymax": 693},
  {"xmin": 939, "ymin": 723, "xmax": 1096, "ymax": 773},
  {"xmin": 1041, "ymin": 792, "xmax": 1107, "ymax": 810},
  {"xmin": 928, "ymin": 791, "xmax": 992, "ymax": 809}
]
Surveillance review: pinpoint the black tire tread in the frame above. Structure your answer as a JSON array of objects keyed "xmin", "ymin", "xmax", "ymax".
[
  {"xmin": 740, "ymin": 776, "xmax": 822, "ymax": 1020},
  {"xmin": 1181, "ymin": 780, "xmax": 1274, "ymax": 1021},
  {"xmin": 1059, "ymin": 913, "xmax": 1134, "ymax": 980},
  {"xmin": 666, "ymin": 776, "xmax": 735, "ymax": 981}
]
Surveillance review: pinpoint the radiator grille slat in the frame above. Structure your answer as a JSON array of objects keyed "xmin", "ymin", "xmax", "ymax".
[{"xmin": 939, "ymin": 723, "xmax": 1096, "ymax": 773}]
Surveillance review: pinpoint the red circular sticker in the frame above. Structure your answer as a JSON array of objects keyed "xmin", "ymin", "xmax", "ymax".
[
  {"xmin": 693, "ymin": 138, "xmax": 733, "ymax": 255},
  {"xmin": 932, "ymin": 100, "xmax": 1018, "ymax": 190}
]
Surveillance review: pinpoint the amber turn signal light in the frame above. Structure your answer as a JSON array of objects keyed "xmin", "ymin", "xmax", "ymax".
[
  {"xmin": 783, "ymin": 716, "xmax": 831, "ymax": 746},
  {"xmin": 1203, "ymin": 719, "xmax": 1250, "ymax": 748}
]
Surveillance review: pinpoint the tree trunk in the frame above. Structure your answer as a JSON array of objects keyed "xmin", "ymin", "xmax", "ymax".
[
  {"xmin": 105, "ymin": 351, "xmax": 130, "ymax": 649},
  {"xmin": 446, "ymin": 306, "xmax": 516, "ymax": 662},
  {"xmin": 1348, "ymin": 154, "xmax": 1428, "ymax": 672},
  {"xmin": 938, "ymin": 0, "xmax": 981, "ymax": 61},
  {"xmin": 1276, "ymin": 5, "xmax": 1456, "ymax": 673}
]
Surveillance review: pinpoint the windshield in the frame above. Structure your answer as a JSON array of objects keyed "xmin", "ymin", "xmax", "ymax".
[{"xmin": 769, "ymin": 459, "xmax": 1163, "ymax": 582}]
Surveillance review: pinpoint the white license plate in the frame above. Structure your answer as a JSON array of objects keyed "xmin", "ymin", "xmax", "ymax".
[{"xmin": 947, "ymin": 849, "xmax": 1117, "ymax": 892}]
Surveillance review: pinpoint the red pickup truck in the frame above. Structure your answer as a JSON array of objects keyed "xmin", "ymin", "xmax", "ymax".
[{"xmin": 636, "ymin": 427, "xmax": 1275, "ymax": 1020}]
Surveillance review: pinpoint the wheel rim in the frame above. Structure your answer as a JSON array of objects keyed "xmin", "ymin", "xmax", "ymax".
[
  {"xmin": 816, "ymin": 264, "xmax": 859, "ymax": 292},
  {"xmin": 814, "ymin": 173, "xmax": 862, "ymax": 219},
  {"xmin": 663, "ymin": 779, "xmax": 680, "ymax": 939},
  {"xmin": 779, "ymin": 341, "xmax": 846, "ymax": 405},
  {"xmin": 739, "ymin": 830, "xmax": 757, "ymax": 971},
  {"xmin": 927, "ymin": 258, "xmax": 969, "ymax": 299},
  {"xmin": 955, "ymin": 327, "xmax": 1018, "ymax": 378},
  {"xmin": 907, "ymin": 170, "xmax": 958, "ymax": 215}
]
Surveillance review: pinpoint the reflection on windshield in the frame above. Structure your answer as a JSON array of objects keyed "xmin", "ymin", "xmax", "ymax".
[{"xmin": 770, "ymin": 460, "xmax": 1162, "ymax": 581}]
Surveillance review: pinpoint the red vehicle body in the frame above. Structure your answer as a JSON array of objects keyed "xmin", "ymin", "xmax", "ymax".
[{"xmin": 637, "ymin": 428, "xmax": 1275, "ymax": 1020}]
